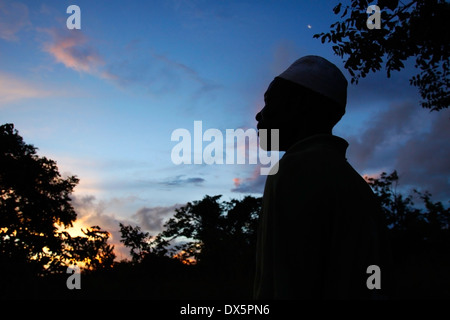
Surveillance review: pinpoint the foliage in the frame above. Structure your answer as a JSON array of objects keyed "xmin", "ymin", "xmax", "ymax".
[
  {"xmin": 365, "ymin": 171, "xmax": 450, "ymax": 297},
  {"xmin": 0, "ymin": 123, "xmax": 114, "ymax": 276},
  {"xmin": 0, "ymin": 123, "xmax": 78, "ymax": 274},
  {"xmin": 115, "ymin": 195, "xmax": 261, "ymax": 299},
  {"xmin": 152, "ymin": 195, "xmax": 261, "ymax": 267},
  {"xmin": 63, "ymin": 226, "xmax": 115, "ymax": 271},
  {"xmin": 365, "ymin": 170, "xmax": 450, "ymax": 240},
  {"xmin": 314, "ymin": 0, "xmax": 449, "ymax": 111},
  {"xmin": 119, "ymin": 195, "xmax": 261, "ymax": 271},
  {"xmin": 119, "ymin": 223, "xmax": 152, "ymax": 264}
]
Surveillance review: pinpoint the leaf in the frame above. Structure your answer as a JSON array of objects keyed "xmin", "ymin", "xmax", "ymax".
[
  {"xmin": 333, "ymin": 3, "xmax": 342, "ymax": 14},
  {"xmin": 313, "ymin": 0, "xmax": 449, "ymax": 110},
  {"xmin": 342, "ymin": 7, "xmax": 348, "ymax": 18}
]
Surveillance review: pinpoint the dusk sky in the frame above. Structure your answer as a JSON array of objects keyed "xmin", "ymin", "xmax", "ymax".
[{"xmin": 1, "ymin": 0, "xmax": 448, "ymax": 259}]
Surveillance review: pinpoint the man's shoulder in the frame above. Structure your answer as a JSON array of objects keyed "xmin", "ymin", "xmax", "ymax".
[{"xmin": 276, "ymin": 152, "xmax": 372, "ymax": 193}]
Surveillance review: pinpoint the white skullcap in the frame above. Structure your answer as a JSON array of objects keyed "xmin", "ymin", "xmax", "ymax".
[{"xmin": 278, "ymin": 55, "xmax": 348, "ymax": 108}]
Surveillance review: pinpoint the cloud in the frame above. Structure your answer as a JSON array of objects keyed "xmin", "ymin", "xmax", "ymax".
[
  {"xmin": 347, "ymin": 102, "xmax": 419, "ymax": 168},
  {"xmin": 105, "ymin": 48, "xmax": 221, "ymax": 99},
  {"xmin": 394, "ymin": 111, "xmax": 450, "ymax": 201},
  {"xmin": 231, "ymin": 165, "xmax": 266, "ymax": 194},
  {"xmin": 40, "ymin": 28, "xmax": 105, "ymax": 75},
  {"xmin": 0, "ymin": 0, "xmax": 30, "ymax": 41},
  {"xmin": 39, "ymin": 29, "xmax": 220, "ymax": 101},
  {"xmin": 151, "ymin": 51, "xmax": 220, "ymax": 94},
  {"xmin": 69, "ymin": 195, "xmax": 141, "ymax": 260},
  {"xmin": 132, "ymin": 204, "xmax": 182, "ymax": 233},
  {"xmin": 0, "ymin": 72, "xmax": 52, "ymax": 105},
  {"xmin": 70, "ymin": 195, "xmax": 132, "ymax": 236},
  {"xmin": 346, "ymin": 60, "xmax": 421, "ymax": 110},
  {"xmin": 346, "ymin": 103, "xmax": 450, "ymax": 202},
  {"xmin": 159, "ymin": 175, "xmax": 205, "ymax": 187},
  {"xmin": 69, "ymin": 194, "xmax": 185, "ymax": 260}
]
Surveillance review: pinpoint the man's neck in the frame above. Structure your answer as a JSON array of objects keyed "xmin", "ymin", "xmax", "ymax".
[{"xmin": 281, "ymin": 129, "xmax": 332, "ymax": 151}]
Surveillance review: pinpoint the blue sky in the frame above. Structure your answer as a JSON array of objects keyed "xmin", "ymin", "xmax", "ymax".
[{"xmin": 1, "ymin": 0, "xmax": 448, "ymax": 259}]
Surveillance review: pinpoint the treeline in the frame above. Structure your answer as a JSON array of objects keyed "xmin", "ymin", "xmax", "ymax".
[{"xmin": 1, "ymin": 123, "xmax": 449, "ymax": 299}]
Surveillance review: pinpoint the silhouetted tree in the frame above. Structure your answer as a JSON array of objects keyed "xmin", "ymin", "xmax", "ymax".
[
  {"xmin": 153, "ymin": 195, "xmax": 261, "ymax": 269},
  {"xmin": 0, "ymin": 123, "xmax": 115, "ymax": 277},
  {"xmin": 314, "ymin": 0, "xmax": 449, "ymax": 111},
  {"xmin": 0, "ymin": 123, "xmax": 79, "ymax": 275},
  {"xmin": 119, "ymin": 223, "xmax": 152, "ymax": 264},
  {"xmin": 365, "ymin": 171, "xmax": 449, "ymax": 235},
  {"xmin": 64, "ymin": 226, "xmax": 115, "ymax": 271},
  {"xmin": 365, "ymin": 171, "xmax": 450, "ymax": 298}
]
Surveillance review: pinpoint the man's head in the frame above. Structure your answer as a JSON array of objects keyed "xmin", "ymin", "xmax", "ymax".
[{"xmin": 256, "ymin": 55, "xmax": 348, "ymax": 151}]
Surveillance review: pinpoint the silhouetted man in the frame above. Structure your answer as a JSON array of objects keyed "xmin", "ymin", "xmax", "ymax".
[{"xmin": 254, "ymin": 56, "xmax": 391, "ymax": 299}]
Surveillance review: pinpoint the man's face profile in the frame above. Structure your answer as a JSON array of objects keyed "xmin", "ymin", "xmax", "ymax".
[
  {"xmin": 256, "ymin": 80, "xmax": 279, "ymax": 151},
  {"xmin": 256, "ymin": 78, "xmax": 302, "ymax": 151}
]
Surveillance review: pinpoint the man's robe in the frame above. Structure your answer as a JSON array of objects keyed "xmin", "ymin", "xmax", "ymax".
[{"xmin": 254, "ymin": 134, "xmax": 392, "ymax": 299}]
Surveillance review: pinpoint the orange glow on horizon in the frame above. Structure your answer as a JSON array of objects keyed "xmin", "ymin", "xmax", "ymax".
[{"xmin": 173, "ymin": 251, "xmax": 196, "ymax": 265}]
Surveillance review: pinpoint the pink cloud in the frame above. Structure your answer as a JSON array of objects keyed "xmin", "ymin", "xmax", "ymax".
[
  {"xmin": 0, "ymin": 72, "xmax": 51, "ymax": 105},
  {"xmin": 41, "ymin": 28, "xmax": 104, "ymax": 75},
  {"xmin": 233, "ymin": 177, "xmax": 241, "ymax": 188},
  {"xmin": 231, "ymin": 165, "xmax": 266, "ymax": 194}
]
